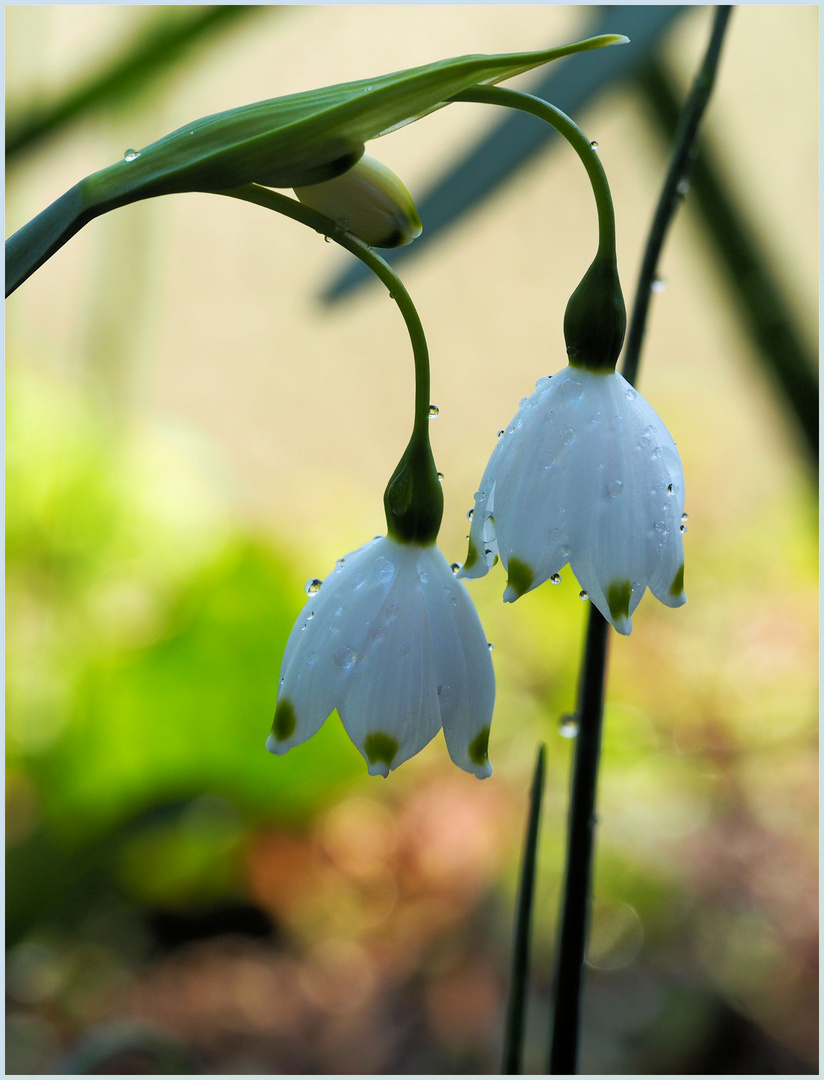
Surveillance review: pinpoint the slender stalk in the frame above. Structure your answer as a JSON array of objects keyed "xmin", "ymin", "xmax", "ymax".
[
  {"xmin": 546, "ymin": 9, "xmax": 733, "ymax": 1073},
  {"xmin": 451, "ymin": 86, "xmax": 617, "ymax": 258},
  {"xmin": 503, "ymin": 743, "xmax": 546, "ymax": 1074},
  {"xmin": 218, "ymin": 184, "xmax": 431, "ymax": 436},
  {"xmin": 548, "ymin": 608, "xmax": 609, "ymax": 1074},
  {"xmin": 623, "ymin": 6, "xmax": 732, "ymax": 386}
]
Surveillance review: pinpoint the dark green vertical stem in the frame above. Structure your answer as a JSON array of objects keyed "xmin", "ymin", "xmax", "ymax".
[
  {"xmin": 547, "ymin": 608, "xmax": 609, "ymax": 1074},
  {"xmin": 503, "ymin": 743, "xmax": 546, "ymax": 1074},
  {"xmin": 548, "ymin": 9, "xmax": 733, "ymax": 1074},
  {"xmin": 623, "ymin": 6, "xmax": 732, "ymax": 387}
]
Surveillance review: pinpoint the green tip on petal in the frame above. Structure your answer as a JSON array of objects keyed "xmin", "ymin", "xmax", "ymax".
[
  {"xmin": 467, "ymin": 725, "xmax": 492, "ymax": 773},
  {"xmin": 271, "ymin": 698, "xmax": 297, "ymax": 741},
  {"xmin": 670, "ymin": 563, "xmax": 685, "ymax": 598},
  {"xmin": 606, "ymin": 579, "xmax": 633, "ymax": 634},
  {"xmin": 463, "ymin": 536, "xmax": 479, "ymax": 572},
  {"xmin": 504, "ymin": 557, "xmax": 534, "ymax": 602},
  {"xmin": 364, "ymin": 731, "xmax": 399, "ymax": 777}
]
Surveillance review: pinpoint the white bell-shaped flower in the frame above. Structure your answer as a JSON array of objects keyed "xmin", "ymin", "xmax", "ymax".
[
  {"xmin": 268, "ymin": 536, "xmax": 495, "ymax": 777},
  {"xmin": 459, "ymin": 365, "xmax": 686, "ymax": 634}
]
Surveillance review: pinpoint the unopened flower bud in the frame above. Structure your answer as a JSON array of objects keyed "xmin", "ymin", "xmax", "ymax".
[{"xmin": 294, "ymin": 155, "xmax": 422, "ymax": 248}]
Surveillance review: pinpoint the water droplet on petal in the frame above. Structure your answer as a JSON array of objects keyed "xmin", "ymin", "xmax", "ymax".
[
  {"xmin": 466, "ymin": 508, "xmax": 474, "ymax": 520},
  {"xmin": 681, "ymin": 512, "xmax": 689, "ymax": 523},
  {"xmin": 487, "ymin": 642, "xmax": 494, "ymax": 651},
  {"xmin": 566, "ymin": 345, "xmax": 579, "ymax": 357},
  {"xmin": 335, "ymin": 558, "xmax": 345, "ymax": 573},
  {"xmin": 667, "ymin": 483, "xmax": 674, "ymax": 494},
  {"xmin": 307, "ymin": 611, "xmax": 315, "ymax": 620},
  {"xmin": 324, "ymin": 236, "xmax": 331, "ymax": 243},
  {"xmin": 550, "ymin": 573, "xmax": 562, "ymax": 585},
  {"xmin": 305, "ymin": 578, "xmax": 322, "ymax": 596},
  {"xmin": 428, "ymin": 405, "xmax": 439, "ymax": 418},
  {"xmin": 680, "ymin": 523, "xmax": 688, "ymax": 533},
  {"xmin": 559, "ymin": 713, "xmax": 579, "ymax": 738},
  {"xmin": 590, "ymin": 140, "xmax": 599, "ymax": 149},
  {"xmin": 123, "ymin": 149, "xmax": 140, "ymax": 162},
  {"xmin": 651, "ymin": 275, "xmax": 667, "ymax": 293},
  {"xmin": 419, "ymin": 569, "xmax": 429, "ymax": 583},
  {"xmin": 606, "ymin": 479, "xmax": 624, "ymax": 497},
  {"xmin": 333, "ymin": 645, "xmax": 357, "ymax": 669},
  {"xmin": 676, "ymin": 177, "xmax": 690, "ymax": 197},
  {"xmin": 651, "ymin": 447, "xmax": 663, "ymax": 460},
  {"xmin": 451, "ymin": 562, "xmax": 461, "ymax": 575},
  {"xmin": 626, "ymin": 388, "xmax": 637, "ymax": 401},
  {"xmin": 375, "ymin": 556, "xmax": 394, "ymax": 584},
  {"xmin": 579, "ymin": 590, "xmax": 589, "ymax": 600},
  {"xmin": 437, "ymin": 472, "xmax": 444, "ymax": 482},
  {"xmin": 497, "ymin": 430, "xmax": 505, "ymax": 439}
]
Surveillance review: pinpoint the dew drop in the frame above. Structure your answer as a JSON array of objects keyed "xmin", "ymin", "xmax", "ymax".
[
  {"xmin": 667, "ymin": 483, "xmax": 674, "ymax": 494},
  {"xmin": 419, "ymin": 569, "xmax": 429, "ymax": 584},
  {"xmin": 676, "ymin": 177, "xmax": 691, "ymax": 197},
  {"xmin": 123, "ymin": 149, "xmax": 140, "ymax": 162},
  {"xmin": 579, "ymin": 590, "xmax": 589, "ymax": 600},
  {"xmin": 474, "ymin": 491, "xmax": 485, "ymax": 501},
  {"xmin": 428, "ymin": 405, "xmax": 439, "ymax": 418},
  {"xmin": 497, "ymin": 430, "xmax": 505, "ymax": 439},
  {"xmin": 487, "ymin": 641, "xmax": 494, "ymax": 651},
  {"xmin": 559, "ymin": 713, "xmax": 579, "ymax": 738},
  {"xmin": 307, "ymin": 611, "xmax": 315, "ymax": 620},
  {"xmin": 566, "ymin": 345, "xmax": 579, "ymax": 357},
  {"xmin": 323, "ymin": 236, "xmax": 331, "ymax": 243},
  {"xmin": 388, "ymin": 291, "xmax": 396, "ymax": 300},
  {"xmin": 590, "ymin": 140, "xmax": 599, "ymax": 149},
  {"xmin": 451, "ymin": 562, "xmax": 461, "ymax": 575},
  {"xmin": 520, "ymin": 396, "xmax": 531, "ymax": 408},
  {"xmin": 305, "ymin": 578, "xmax": 322, "ymax": 595},
  {"xmin": 680, "ymin": 523, "xmax": 688, "ymax": 533},
  {"xmin": 333, "ymin": 645, "xmax": 357, "ymax": 669},
  {"xmin": 375, "ymin": 556, "xmax": 395, "ymax": 584},
  {"xmin": 606, "ymin": 479, "xmax": 624, "ymax": 497},
  {"xmin": 466, "ymin": 508, "xmax": 474, "ymax": 520},
  {"xmin": 550, "ymin": 573, "xmax": 562, "ymax": 585},
  {"xmin": 626, "ymin": 387, "xmax": 637, "ymax": 401},
  {"xmin": 437, "ymin": 472, "xmax": 444, "ymax": 482},
  {"xmin": 681, "ymin": 512, "xmax": 689, "ymax": 523},
  {"xmin": 651, "ymin": 275, "xmax": 667, "ymax": 293},
  {"xmin": 335, "ymin": 558, "xmax": 346, "ymax": 573}
]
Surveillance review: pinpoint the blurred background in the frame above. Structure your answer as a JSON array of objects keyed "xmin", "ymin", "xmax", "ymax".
[{"xmin": 5, "ymin": 5, "xmax": 818, "ymax": 1074}]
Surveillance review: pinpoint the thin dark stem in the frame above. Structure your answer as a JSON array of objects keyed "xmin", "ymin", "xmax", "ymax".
[
  {"xmin": 547, "ymin": 9, "xmax": 733, "ymax": 1074},
  {"xmin": 623, "ymin": 6, "xmax": 732, "ymax": 387},
  {"xmin": 547, "ymin": 608, "xmax": 609, "ymax": 1074},
  {"xmin": 503, "ymin": 743, "xmax": 546, "ymax": 1074}
]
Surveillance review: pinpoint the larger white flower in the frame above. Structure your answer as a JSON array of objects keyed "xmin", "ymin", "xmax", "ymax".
[
  {"xmin": 268, "ymin": 536, "xmax": 495, "ymax": 777},
  {"xmin": 459, "ymin": 365, "xmax": 686, "ymax": 634}
]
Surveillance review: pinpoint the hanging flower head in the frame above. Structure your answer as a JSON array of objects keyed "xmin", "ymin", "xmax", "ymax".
[
  {"xmin": 268, "ymin": 535, "xmax": 494, "ymax": 777},
  {"xmin": 458, "ymin": 364, "xmax": 686, "ymax": 634}
]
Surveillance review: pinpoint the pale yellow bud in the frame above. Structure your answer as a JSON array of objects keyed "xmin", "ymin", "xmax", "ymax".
[{"xmin": 294, "ymin": 155, "xmax": 422, "ymax": 248}]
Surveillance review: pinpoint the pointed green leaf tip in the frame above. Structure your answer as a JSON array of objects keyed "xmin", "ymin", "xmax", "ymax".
[
  {"xmin": 468, "ymin": 726, "xmax": 491, "ymax": 767},
  {"xmin": 7, "ymin": 33, "xmax": 630, "ymax": 296},
  {"xmin": 272, "ymin": 699, "xmax": 297, "ymax": 741},
  {"xmin": 606, "ymin": 579, "xmax": 632, "ymax": 624},
  {"xmin": 364, "ymin": 732, "xmax": 399, "ymax": 768}
]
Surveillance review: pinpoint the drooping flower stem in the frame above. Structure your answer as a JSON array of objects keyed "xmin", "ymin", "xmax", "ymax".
[
  {"xmin": 623, "ymin": 5, "xmax": 732, "ymax": 387},
  {"xmin": 451, "ymin": 85, "xmax": 626, "ymax": 372},
  {"xmin": 218, "ymin": 183, "xmax": 443, "ymax": 543},
  {"xmin": 546, "ymin": 10, "xmax": 733, "ymax": 1074}
]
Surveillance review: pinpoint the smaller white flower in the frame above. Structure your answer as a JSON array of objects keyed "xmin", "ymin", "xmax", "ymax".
[
  {"xmin": 459, "ymin": 365, "xmax": 686, "ymax": 634},
  {"xmin": 268, "ymin": 536, "xmax": 495, "ymax": 777}
]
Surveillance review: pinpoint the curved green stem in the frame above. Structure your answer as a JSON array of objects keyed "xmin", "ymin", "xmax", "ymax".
[
  {"xmin": 451, "ymin": 85, "xmax": 625, "ymax": 372},
  {"xmin": 452, "ymin": 84, "xmax": 616, "ymax": 257},
  {"xmin": 218, "ymin": 184, "xmax": 442, "ymax": 543}
]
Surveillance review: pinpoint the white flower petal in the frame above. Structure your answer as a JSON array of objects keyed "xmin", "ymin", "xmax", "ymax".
[
  {"xmin": 464, "ymin": 365, "xmax": 686, "ymax": 633},
  {"xmin": 420, "ymin": 547, "xmax": 495, "ymax": 778}
]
